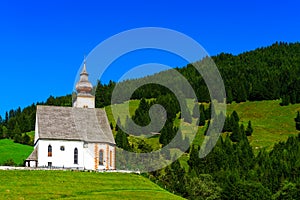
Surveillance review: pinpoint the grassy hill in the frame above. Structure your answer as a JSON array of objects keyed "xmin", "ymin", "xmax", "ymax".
[
  {"xmin": 0, "ymin": 139, "xmax": 33, "ymax": 165},
  {"xmin": 0, "ymin": 170, "xmax": 184, "ymax": 200},
  {"xmin": 106, "ymin": 99, "xmax": 300, "ymax": 153},
  {"xmin": 227, "ymin": 100, "xmax": 300, "ymax": 150}
]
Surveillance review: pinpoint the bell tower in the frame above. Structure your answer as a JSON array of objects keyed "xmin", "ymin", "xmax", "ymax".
[{"xmin": 73, "ymin": 60, "xmax": 95, "ymax": 108}]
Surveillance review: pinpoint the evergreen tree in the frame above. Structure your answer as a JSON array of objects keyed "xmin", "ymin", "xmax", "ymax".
[
  {"xmin": 230, "ymin": 121, "xmax": 241, "ymax": 142},
  {"xmin": 226, "ymin": 88, "xmax": 233, "ymax": 104},
  {"xmin": 280, "ymin": 95, "xmax": 290, "ymax": 106},
  {"xmin": 222, "ymin": 115, "xmax": 232, "ymax": 132},
  {"xmin": 115, "ymin": 128, "xmax": 130, "ymax": 151},
  {"xmin": 197, "ymin": 107, "xmax": 206, "ymax": 126},
  {"xmin": 115, "ymin": 117, "xmax": 121, "ymax": 132},
  {"xmin": 5, "ymin": 112, "xmax": 8, "ymax": 125},
  {"xmin": 95, "ymin": 80, "xmax": 105, "ymax": 108},
  {"xmin": 0, "ymin": 125, "xmax": 3, "ymax": 139},
  {"xmin": 204, "ymin": 103, "xmax": 211, "ymax": 120},
  {"xmin": 290, "ymin": 92, "xmax": 297, "ymax": 104},
  {"xmin": 187, "ymin": 145, "xmax": 201, "ymax": 173},
  {"xmin": 231, "ymin": 110, "xmax": 240, "ymax": 122},
  {"xmin": 245, "ymin": 120, "xmax": 253, "ymax": 136},
  {"xmin": 22, "ymin": 133, "xmax": 31, "ymax": 145}
]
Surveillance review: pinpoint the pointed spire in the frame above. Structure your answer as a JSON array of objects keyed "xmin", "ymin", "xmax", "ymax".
[
  {"xmin": 81, "ymin": 56, "xmax": 88, "ymax": 75},
  {"xmin": 76, "ymin": 57, "xmax": 92, "ymax": 95}
]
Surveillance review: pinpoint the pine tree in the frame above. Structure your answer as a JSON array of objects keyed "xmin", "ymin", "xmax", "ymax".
[
  {"xmin": 226, "ymin": 88, "xmax": 233, "ymax": 104},
  {"xmin": 230, "ymin": 122, "xmax": 241, "ymax": 142},
  {"xmin": 245, "ymin": 120, "xmax": 253, "ymax": 136},
  {"xmin": 0, "ymin": 125, "xmax": 3, "ymax": 139},
  {"xmin": 222, "ymin": 115, "xmax": 232, "ymax": 132},
  {"xmin": 188, "ymin": 145, "xmax": 201, "ymax": 173},
  {"xmin": 280, "ymin": 95, "xmax": 290, "ymax": 106},
  {"xmin": 115, "ymin": 128, "xmax": 130, "ymax": 151},
  {"xmin": 204, "ymin": 103, "xmax": 211, "ymax": 120},
  {"xmin": 231, "ymin": 110, "xmax": 240, "ymax": 122},
  {"xmin": 197, "ymin": 107, "xmax": 206, "ymax": 126},
  {"xmin": 95, "ymin": 80, "xmax": 105, "ymax": 108}
]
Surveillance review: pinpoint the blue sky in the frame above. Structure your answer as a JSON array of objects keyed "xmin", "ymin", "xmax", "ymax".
[{"xmin": 0, "ymin": 0, "xmax": 299, "ymax": 117}]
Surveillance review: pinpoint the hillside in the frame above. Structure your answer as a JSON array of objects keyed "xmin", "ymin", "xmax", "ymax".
[
  {"xmin": 227, "ymin": 100, "xmax": 300, "ymax": 150},
  {"xmin": 106, "ymin": 99, "xmax": 300, "ymax": 152},
  {"xmin": 0, "ymin": 170, "xmax": 184, "ymax": 200},
  {"xmin": 0, "ymin": 139, "xmax": 33, "ymax": 165}
]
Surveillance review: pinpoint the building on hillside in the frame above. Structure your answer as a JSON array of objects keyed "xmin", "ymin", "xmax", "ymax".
[{"xmin": 25, "ymin": 61, "xmax": 116, "ymax": 170}]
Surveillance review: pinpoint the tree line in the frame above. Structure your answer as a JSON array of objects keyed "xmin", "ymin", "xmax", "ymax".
[
  {"xmin": 149, "ymin": 119, "xmax": 300, "ymax": 199},
  {"xmin": 0, "ymin": 95, "xmax": 72, "ymax": 145}
]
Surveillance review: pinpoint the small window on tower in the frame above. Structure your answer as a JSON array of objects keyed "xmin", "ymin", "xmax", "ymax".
[{"xmin": 60, "ymin": 146, "xmax": 65, "ymax": 151}]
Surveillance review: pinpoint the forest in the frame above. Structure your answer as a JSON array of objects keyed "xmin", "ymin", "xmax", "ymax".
[{"xmin": 0, "ymin": 42, "xmax": 300, "ymax": 199}]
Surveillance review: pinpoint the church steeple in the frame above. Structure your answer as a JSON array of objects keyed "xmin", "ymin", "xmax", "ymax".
[
  {"xmin": 75, "ymin": 59, "xmax": 93, "ymax": 96},
  {"xmin": 73, "ymin": 59, "xmax": 95, "ymax": 108}
]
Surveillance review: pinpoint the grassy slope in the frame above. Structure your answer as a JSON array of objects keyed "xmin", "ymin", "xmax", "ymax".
[
  {"xmin": 0, "ymin": 139, "xmax": 33, "ymax": 165},
  {"xmin": 0, "ymin": 170, "xmax": 184, "ymax": 200},
  {"xmin": 227, "ymin": 100, "xmax": 300, "ymax": 150},
  {"xmin": 106, "ymin": 99, "xmax": 300, "ymax": 152}
]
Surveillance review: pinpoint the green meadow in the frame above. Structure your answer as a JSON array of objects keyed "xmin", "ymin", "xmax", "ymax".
[
  {"xmin": 0, "ymin": 139, "xmax": 33, "ymax": 165},
  {"xmin": 227, "ymin": 100, "xmax": 300, "ymax": 150},
  {"xmin": 0, "ymin": 170, "xmax": 184, "ymax": 200}
]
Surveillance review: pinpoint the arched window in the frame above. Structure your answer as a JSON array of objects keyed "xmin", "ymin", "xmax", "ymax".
[
  {"xmin": 48, "ymin": 145, "xmax": 52, "ymax": 157},
  {"xmin": 74, "ymin": 148, "xmax": 78, "ymax": 164},
  {"xmin": 99, "ymin": 150, "xmax": 104, "ymax": 165}
]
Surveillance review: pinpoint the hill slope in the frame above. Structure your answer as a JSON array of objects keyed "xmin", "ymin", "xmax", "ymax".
[
  {"xmin": 227, "ymin": 100, "xmax": 300, "ymax": 150},
  {"xmin": 0, "ymin": 170, "xmax": 184, "ymax": 200},
  {"xmin": 106, "ymin": 99, "xmax": 300, "ymax": 152},
  {"xmin": 0, "ymin": 139, "xmax": 33, "ymax": 165}
]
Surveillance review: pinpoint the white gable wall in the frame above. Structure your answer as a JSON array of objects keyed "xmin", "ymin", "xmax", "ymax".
[
  {"xmin": 36, "ymin": 139, "xmax": 116, "ymax": 170},
  {"xmin": 37, "ymin": 139, "xmax": 84, "ymax": 168}
]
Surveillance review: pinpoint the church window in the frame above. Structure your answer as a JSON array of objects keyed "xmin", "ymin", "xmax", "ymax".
[
  {"xmin": 48, "ymin": 145, "xmax": 52, "ymax": 157},
  {"xmin": 60, "ymin": 146, "xmax": 65, "ymax": 151},
  {"xmin": 99, "ymin": 150, "xmax": 104, "ymax": 165},
  {"xmin": 74, "ymin": 148, "xmax": 78, "ymax": 164}
]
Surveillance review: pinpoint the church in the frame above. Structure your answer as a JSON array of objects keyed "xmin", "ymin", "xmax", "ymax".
[{"xmin": 25, "ymin": 62, "xmax": 116, "ymax": 170}]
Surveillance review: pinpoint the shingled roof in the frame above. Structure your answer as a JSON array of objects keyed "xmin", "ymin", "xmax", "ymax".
[{"xmin": 36, "ymin": 105, "xmax": 115, "ymax": 144}]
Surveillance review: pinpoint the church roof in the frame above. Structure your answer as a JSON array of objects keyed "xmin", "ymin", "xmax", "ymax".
[
  {"xmin": 26, "ymin": 147, "xmax": 38, "ymax": 161},
  {"xmin": 36, "ymin": 105, "xmax": 115, "ymax": 145}
]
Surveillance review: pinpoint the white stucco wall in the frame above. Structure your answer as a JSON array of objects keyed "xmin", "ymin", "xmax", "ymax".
[
  {"xmin": 73, "ymin": 96, "xmax": 95, "ymax": 108},
  {"xmin": 36, "ymin": 139, "xmax": 115, "ymax": 170},
  {"xmin": 37, "ymin": 139, "xmax": 84, "ymax": 168}
]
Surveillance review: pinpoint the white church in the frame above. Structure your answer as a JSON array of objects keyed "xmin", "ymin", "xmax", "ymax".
[{"xmin": 25, "ymin": 62, "xmax": 116, "ymax": 170}]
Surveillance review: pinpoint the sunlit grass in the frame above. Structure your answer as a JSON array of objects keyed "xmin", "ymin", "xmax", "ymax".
[{"xmin": 0, "ymin": 170, "xmax": 184, "ymax": 199}]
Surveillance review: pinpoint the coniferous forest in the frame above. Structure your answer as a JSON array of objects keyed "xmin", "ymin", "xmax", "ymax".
[{"xmin": 0, "ymin": 42, "xmax": 300, "ymax": 199}]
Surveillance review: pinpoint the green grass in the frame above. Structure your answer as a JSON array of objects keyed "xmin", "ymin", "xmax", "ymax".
[
  {"xmin": 105, "ymin": 100, "xmax": 140, "ymax": 126},
  {"xmin": 0, "ymin": 139, "xmax": 33, "ymax": 165},
  {"xmin": 227, "ymin": 100, "xmax": 300, "ymax": 151},
  {"xmin": 0, "ymin": 170, "xmax": 184, "ymax": 200}
]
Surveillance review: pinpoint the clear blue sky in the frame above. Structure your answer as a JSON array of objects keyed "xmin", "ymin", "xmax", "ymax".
[{"xmin": 0, "ymin": 0, "xmax": 299, "ymax": 117}]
